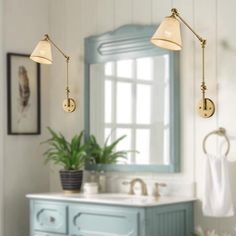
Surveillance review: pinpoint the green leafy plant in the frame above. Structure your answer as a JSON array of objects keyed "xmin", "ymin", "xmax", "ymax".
[
  {"xmin": 43, "ymin": 127, "xmax": 88, "ymax": 170},
  {"xmin": 86, "ymin": 134, "xmax": 129, "ymax": 164}
]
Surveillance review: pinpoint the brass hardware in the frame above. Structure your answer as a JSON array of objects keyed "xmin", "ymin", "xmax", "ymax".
[
  {"xmin": 203, "ymin": 127, "xmax": 230, "ymax": 156},
  {"xmin": 170, "ymin": 8, "xmax": 205, "ymax": 44},
  {"xmin": 63, "ymin": 98, "xmax": 76, "ymax": 113},
  {"xmin": 44, "ymin": 34, "xmax": 69, "ymax": 60},
  {"xmin": 49, "ymin": 216, "xmax": 55, "ymax": 223},
  {"xmin": 129, "ymin": 178, "xmax": 148, "ymax": 196},
  {"xmin": 197, "ymin": 98, "xmax": 215, "ymax": 118},
  {"xmin": 168, "ymin": 9, "xmax": 215, "ymax": 118},
  {"xmin": 40, "ymin": 34, "xmax": 76, "ymax": 112}
]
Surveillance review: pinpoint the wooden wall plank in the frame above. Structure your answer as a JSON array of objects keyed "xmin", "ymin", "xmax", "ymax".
[
  {"xmin": 194, "ymin": 0, "xmax": 218, "ymax": 232},
  {"xmin": 152, "ymin": 0, "xmax": 171, "ymax": 24},
  {"xmin": 171, "ymin": 0, "xmax": 195, "ymax": 180},
  {"xmin": 97, "ymin": 0, "xmax": 115, "ymax": 33},
  {"xmin": 132, "ymin": 0, "xmax": 152, "ymax": 24},
  {"xmin": 217, "ymin": 0, "xmax": 236, "ymax": 233},
  {"xmin": 114, "ymin": 0, "xmax": 132, "ymax": 28}
]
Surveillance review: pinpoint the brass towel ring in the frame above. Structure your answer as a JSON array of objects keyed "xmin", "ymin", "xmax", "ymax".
[{"xmin": 203, "ymin": 127, "xmax": 230, "ymax": 156}]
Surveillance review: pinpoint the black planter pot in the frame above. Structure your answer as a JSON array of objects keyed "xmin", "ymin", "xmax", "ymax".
[{"xmin": 59, "ymin": 170, "xmax": 83, "ymax": 193}]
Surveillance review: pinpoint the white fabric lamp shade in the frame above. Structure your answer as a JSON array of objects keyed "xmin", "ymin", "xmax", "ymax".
[
  {"xmin": 30, "ymin": 39, "xmax": 53, "ymax": 64},
  {"xmin": 151, "ymin": 16, "xmax": 182, "ymax": 51}
]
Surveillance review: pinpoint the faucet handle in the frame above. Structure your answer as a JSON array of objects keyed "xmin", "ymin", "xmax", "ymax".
[{"xmin": 154, "ymin": 182, "xmax": 167, "ymax": 197}]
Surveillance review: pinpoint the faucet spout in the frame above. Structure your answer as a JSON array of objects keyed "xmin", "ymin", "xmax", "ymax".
[{"xmin": 129, "ymin": 178, "xmax": 148, "ymax": 196}]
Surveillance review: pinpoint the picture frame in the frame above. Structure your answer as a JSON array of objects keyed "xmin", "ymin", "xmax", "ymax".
[{"xmin": 7, "ymin": 53, "xmax": 41, "ymax": 135}]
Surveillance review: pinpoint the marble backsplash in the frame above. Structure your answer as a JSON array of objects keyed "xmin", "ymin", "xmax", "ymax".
[{"xmin": 85, "ymin": 171, "xmax": 196, "ymax": 198}]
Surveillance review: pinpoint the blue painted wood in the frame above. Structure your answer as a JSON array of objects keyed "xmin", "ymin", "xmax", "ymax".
[
  {"xmin": 84, "ymin": 25, "xmax": 169, "ymax": 64},
  {"xmin": 29, "ymin": 199, "xmax": 193, "ymax": 236},
  {"xmin": 86, "ymin": 163, "xmax": 176, "ymax": 172},
  {"xmin": 69, "ymin": 203, "xmax": 145, "ymax": 236},
  {"xmin": 84, "ymin": 24, "xmax": 180, "ymax": 173},
  {"xmin": 146, "ymin": 202, "xmax": 194, "ymax": 236},
  {"xmin": 32, "ymin": 201, "xmax": 68, "ymax": 234}
]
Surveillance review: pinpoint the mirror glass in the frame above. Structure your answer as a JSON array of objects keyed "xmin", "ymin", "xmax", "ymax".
[
  {"xmin": 85, "ymin": 25, "xmax": 180, "ymax": 172},
  {"xmin": 90, "ymin": 55, "xmax": 171, "ymax": 165}
]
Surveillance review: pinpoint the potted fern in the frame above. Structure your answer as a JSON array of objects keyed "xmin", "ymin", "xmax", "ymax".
[
  {"xmin": 86, "ymin": 134, "xmax": 129, "ymax": 165},
  {"xmin": 43, "ymin": 127, "xmax": 88, "ymax": 193},
  {"xmin": 86, "ymin": 134, "xmax": 130, "ymax": 192}
]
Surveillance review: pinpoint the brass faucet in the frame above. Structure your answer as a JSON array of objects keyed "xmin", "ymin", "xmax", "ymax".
[{"xmin": 129, "ymin": 178, "xmax": 148, "ymax": 196}]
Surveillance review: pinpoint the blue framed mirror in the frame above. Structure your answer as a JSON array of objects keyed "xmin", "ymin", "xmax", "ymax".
[{"xmin": 84, "ymin": 25, "xmax": 180, "ymax": 173}]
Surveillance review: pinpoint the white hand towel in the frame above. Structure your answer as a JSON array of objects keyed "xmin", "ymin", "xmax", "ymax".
[{"xmin": 203, "ymin": 154, "xmax": 234, "ymax": 217}]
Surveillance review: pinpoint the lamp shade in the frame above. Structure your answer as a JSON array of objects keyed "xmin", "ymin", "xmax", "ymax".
[
  {"xmin": 151, "ymin": 16, "xmax": 182, "ymax": 51},
  {"xmin": 30, "ymin": 39, "xmax": 52, "ymax": 64}
]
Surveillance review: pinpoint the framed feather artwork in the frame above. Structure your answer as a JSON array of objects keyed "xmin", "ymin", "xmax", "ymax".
[{"xmin": 7, "ymin": 53, "xmax": 41, "ymax": 135}]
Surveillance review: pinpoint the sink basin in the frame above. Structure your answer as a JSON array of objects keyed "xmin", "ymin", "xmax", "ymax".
[
  {"xmin": 81, "ymin": 193, "xmax": 157, "ymax": 204},
  {"xmin": 27, "ymin": 192, "xmax": 196, "ymax": 207}
]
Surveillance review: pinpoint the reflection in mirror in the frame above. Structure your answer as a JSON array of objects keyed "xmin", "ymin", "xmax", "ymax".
[
  {"xmin": 85, "ymin": 25, "xmax": 180, "ymax": 172},
  {"xmin": 90, "ymin": 54, "xmax": 171, "ymax": 165}
]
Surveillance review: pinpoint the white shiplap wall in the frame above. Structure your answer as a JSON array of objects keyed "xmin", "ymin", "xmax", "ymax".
[
  {"xmin": 1, "ymin": 1, "xmax": 51, "ymax": 236},
  {"xmin": 49, "ymin": 0, "xmax": 236, "ymax": 234}
]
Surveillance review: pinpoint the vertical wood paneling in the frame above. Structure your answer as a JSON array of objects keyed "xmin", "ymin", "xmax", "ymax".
[
  {"xmin": 66, "ymin": 0, "xmax": 85, "ymax": 134},
  {"xmin": 217, "ymin": 0, "xmax": 236, "ymax": 158},
  {"xmin": 114, "ymin": 0, "xmax": 132, "ymax": 28},
  {"xmin": 132, "ymin": 0, "xmax": 152, "ymax": 24},
  {"xmin": 48, "ymin": 0, "xmax": 70, "ymax": 135},
  {"xmin": 2, "ymin": 1, "xmax": 51, "ymax": 236},
  {"xmin": 217, "ymin": 0, "xmax": 236, "ymax": 234},
  {"xmin": 80, "ymin": 0, "xmax": 97, "ymax": 36},
  {"xmin": 49, "ymin": 0, "xmax": 72, "ymax": 191},
  {"xmin": 152, "ymin": 0, "xmax": 171, "ymax": 24},
  {"xmin": 49, "ymin": 1, "xmax": 236, "ymax": 234},
  {"xmin": 97, "ymin": 0, "xmax": 115, "ymax": 33},
  {"xmin": 194, "ymin": 0, "xmax": 219, "ymax": 232},
  {"xmin": 172, "ymin": 0, "xmax": 195, "ymax": 180}
]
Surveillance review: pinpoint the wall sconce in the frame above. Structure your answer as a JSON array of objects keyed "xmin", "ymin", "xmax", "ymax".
[
  {"xmin": 30, "ymin": 34, "xmax": 76, "ymax": 113},
  {"xmin": 151, "ymin": 8, "xmax": 215, "ymax": 118}
]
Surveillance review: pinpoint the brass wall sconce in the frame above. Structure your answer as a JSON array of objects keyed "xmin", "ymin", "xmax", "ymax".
[
  {"xmin": 151, "ymin": 8, "xmax": 215, "ymax": 118},
  {"xmin": 30, "ymin": 34, "xmax": 76, "ymax": 113}
]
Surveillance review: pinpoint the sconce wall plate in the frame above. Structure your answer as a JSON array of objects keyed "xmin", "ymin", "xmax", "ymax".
[
  {"xmin": 30, "ymin": 34, "xmax": 76, "ymax": 113},
  {"xmin": 151, "ymin": 8, "xmax": 215, "ymax": 118},
  {"xmin": 197, "ymin": 98, "xmax": 215, "ymax": 118},
  {"xmin": 63, "ymin": 98, "xmax": 76, "ymax": 113}
]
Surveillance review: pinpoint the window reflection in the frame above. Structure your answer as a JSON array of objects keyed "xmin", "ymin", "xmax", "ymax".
[
  {"xmin": 137, "ymin": 57, "xmax": 153, "ymax": 81},
  {"xmin": 117, "ymin": 59, "xmax": 133, "ymax": 78},
  {"xmin": 136, "ymin": 84, "xmax": 151, "ymax": 124},
  {"xmin": 116, "ymin": 82, "xmax": 132, "ymax": 124},
  {"xmin": 90, "ymin": 55, "xmax": 171, "ymax": 165}
]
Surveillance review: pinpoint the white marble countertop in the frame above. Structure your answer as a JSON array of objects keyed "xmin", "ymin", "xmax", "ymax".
[{"xmin": 26, "ymin": 193, "xmax": 196, "ymax": 207}]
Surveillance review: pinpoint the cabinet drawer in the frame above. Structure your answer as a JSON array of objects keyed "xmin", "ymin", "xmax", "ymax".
[
  {"xmin": 69, "ymin": 204, "xmax": 142, "ymax": 236},
  {"xmin": 33, "ymin": 201, "xmax": 68, "ymax": 234}
]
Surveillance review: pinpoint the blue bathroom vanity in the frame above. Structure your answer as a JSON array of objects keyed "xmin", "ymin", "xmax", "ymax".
[{"xmin": 27, "ymin": 193, "xmax": 194, "ymax": 236}]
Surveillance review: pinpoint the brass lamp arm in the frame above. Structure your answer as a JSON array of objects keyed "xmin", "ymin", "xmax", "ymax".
[
  {"xmin": 43, "ymin": 34, "xmax": 75, "ymax": 112},
  {"xmin": 44, "ymin": 34, "xmax": 70, "ymax": 61},
  {"xmin": 171, "ymin": 8, "xmax": 214, "ymax": 117},
  {"xmin": 171, "ymin": 8, "xmax": 206, "ymax": 46}
]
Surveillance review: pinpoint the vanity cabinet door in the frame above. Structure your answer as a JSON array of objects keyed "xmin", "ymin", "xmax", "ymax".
[
  {"xmin": 69, "ymin": 204, "xmax": 144, "ymax": 236},
  {"xmin": 146, "ymin": 202, "xmax": 194, "ymax": 236},
  {"xmin": 32, "ymin": 201, "xmax": 68, "ymax": 234}
]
